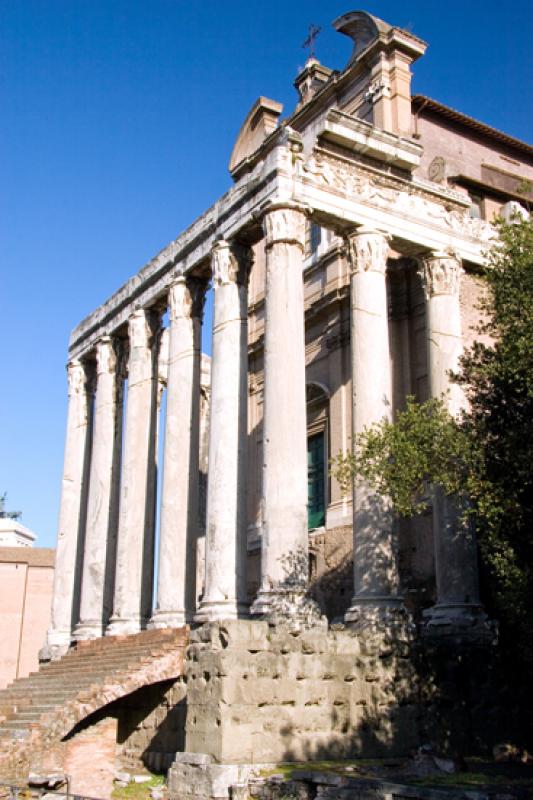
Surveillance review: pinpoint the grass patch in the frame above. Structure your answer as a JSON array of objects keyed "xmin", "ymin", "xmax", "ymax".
[
  {"xmin": 258, "ymin": 760, "xmax": 397, "ymax": 779},
  {"xmin": 259, "ymin": 758, "xmax": 533, "ymax": 791},
  {"xmin": 112, "ymin": 774, "xmax": 165, "ymax": 800},
  {"xmin": 411, "ymin": 763, "xmax": 533, "ymax": 790}
]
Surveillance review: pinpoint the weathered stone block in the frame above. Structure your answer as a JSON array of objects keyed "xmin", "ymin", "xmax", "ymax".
[
  {"xmin": 168, "ymin": 757, "xmax": 254, "ymax": 800},
  {"xmin": 214, "ymin": 620, "xmax": 270, "ymax": 652},
  {"xmin": 298, "ymin": 630, "xmax": 329, "ymax": 654}
]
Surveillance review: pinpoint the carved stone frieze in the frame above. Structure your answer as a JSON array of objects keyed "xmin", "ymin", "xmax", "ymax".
[
  {"xmin": 263, "ymin": 205, "xmax": 307, "ymax": 249},
  {"xmin": 211, "ymin": 240, "xmax": 252, "ymax": 287},
  {"xmin": 346, "ymin": 228, "xmax": 390, "ymax": 275},
  {"xmin": 428, "ymin": 156, "xmax": 446, "ymax": 184},
  {"xmin": 419, "ymin": 252, "xmax": 463, "ymax": 298},
  {"xmin": 364, "ymin": 78, "xmax": 391, "ymax": 104},
  {"xmin": 297, "ymin": 150, "xmax": 494, "ymax": 243}
]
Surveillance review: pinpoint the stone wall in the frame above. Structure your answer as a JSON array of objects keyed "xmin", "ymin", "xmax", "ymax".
[
  {"xmin": 169, "ymin": 619, "xmax": 506, "ymax": 800},
  {"xmin": 183, "ymin": 620, "xmax": 420, "ymax": 766},
  {"xmin": 308, "ymin": 526, "xmax": 353, "ymax": 620},
  {"xmin": 116, "ymin": 678, "xmax": 187, "ymax": 772},
  {"xmin": 57, "ymin": 678, "xmax": 187, "ymax": 777}
]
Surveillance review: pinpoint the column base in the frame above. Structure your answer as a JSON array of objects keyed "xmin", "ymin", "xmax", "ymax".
[
  {"xmin": 194, "ymin": 599, "xmax": 249, "ymax": 624},
  {"xmin": 422, "ymin": 603, "xmax": 496, "ymax": 643},
  {"xmin": 72, "ymin": 619, "xmax": 105, "ymax": 641},
  {"xmin": 250, "ymin": 587, "xmax": 325, "ymax": 628},
  {"xmin": 148, "ymin": 609, "xmax": 186, "ymax": 629},
  {"xmin": 105, "ymin": 616, "xmax": 145, "ymax": 636},
  {"xmin": 39, "ymin": 628, "xmax": 72, "ymax": 662},
  {"xmin": 344, "ymin": 595, "xmax": 413, "ymax": 634}
]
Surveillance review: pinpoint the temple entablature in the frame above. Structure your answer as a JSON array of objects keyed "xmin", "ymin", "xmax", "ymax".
[{"xmin": 69, "ymin": 127, "xmax": 493, "ymax": 361}]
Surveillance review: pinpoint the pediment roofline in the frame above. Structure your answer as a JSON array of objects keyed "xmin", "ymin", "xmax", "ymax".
[{"xmin": 229, "ymin": 96, "xmax": 283, "ymax": 176}]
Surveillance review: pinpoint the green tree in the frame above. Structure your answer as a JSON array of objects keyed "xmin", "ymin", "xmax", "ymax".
[{"xmin": 331, "ymin": 216, "xmax": 533, "ymax": 661}]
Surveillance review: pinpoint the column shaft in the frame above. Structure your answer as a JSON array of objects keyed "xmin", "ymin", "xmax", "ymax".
[
  {"xmin": 75, "ymin": 338, "xmax": 120, "ymax": 640},
  {"xmin": 420, "ymin": 253, "xmax": 487, "ymax": 635},
  {"xmin": 107, "ymin": 309, "xmax": 159, "ymax": 635},
  {"xmin": 195, "ymin": 241, "xmax": 250, "ymax": 622},
  {"xmin": 150, "ymin": 276, "xmax": 205, "ymax": 627},
  {"xmin": 42, "ymin": 360, "xmax": 92, "ymax": 658},
  {"xmin": 344, "ymin": 229, "xmax": 406, "ymax": 628},
  {"xmin": 251, "ymin": 204, "xmax": 319, "ymax": 620}
]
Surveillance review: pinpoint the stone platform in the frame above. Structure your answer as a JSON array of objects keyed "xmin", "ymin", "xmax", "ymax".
[{"xmin": 168, "ymin": 619, "xmax": 420, "ymax": 800}]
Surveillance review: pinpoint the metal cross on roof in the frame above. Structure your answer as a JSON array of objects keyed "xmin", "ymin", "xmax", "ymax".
[{"xmin": 302, "ymin": 24, "xmax": 321, "ymax": 59}]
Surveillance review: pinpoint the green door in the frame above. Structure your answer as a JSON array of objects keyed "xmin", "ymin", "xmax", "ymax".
[{"xmin": 307, "ymin": 432, "xmax": 326, "ymax": 529}]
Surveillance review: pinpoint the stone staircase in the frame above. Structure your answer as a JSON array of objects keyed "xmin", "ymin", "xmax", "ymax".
[{"xmin": 0, "ymin": 627, "xmax": 188, "ymax": 781}]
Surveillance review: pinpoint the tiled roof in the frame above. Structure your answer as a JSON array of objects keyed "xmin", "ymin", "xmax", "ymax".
[{"xmin": 412, "ymin": 95, "xmax": 533, "ymax": 157}]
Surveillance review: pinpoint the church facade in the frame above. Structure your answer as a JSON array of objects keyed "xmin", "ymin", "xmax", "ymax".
[{"xmin": 35, "ymin": 11, "xmax": 533, "ymax": 787}]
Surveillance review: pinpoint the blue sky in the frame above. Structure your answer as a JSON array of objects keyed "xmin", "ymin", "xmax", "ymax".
[{"xmin": 2, "ymin": 0, "xmax": 532, "ymax": 547}]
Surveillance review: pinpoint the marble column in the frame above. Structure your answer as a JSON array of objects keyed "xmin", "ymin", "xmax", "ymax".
[
  {"xmin": 195, "ymin": 240, "xmax": 251, "ymax": 622},
  {"xmin": 420, "ymin": 252, "xmax": 488, "ymax": 636},
  {"xmin": 74, "ymin": 337, "xmax": 120, "ymax": 640},
  {"xmin": 107, "ymin": 308, "xmax": 160, "ymax": 635},
  {"xmin": 344, "ymin": 228, "xmax": 407, "ymax": 628},
  {"xmin": 251, "ymin": 203, "xmax": 319, "ymax": 620},
  {"xmin": 42, "ymin": 360, "xmax": 92, "ymax": 659},
  {"xmin": 150, "ymin": 275, "xmax": 206, "ymax": 628}
]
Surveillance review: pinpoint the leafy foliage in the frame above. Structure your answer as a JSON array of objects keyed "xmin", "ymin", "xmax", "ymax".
[
  {"xmin": 331, "ymin": 395, "xmax": 474, "ymax": 519},
  {"xmin": 456, "ymin": 216, "xmax": 533, "ymax": 645}
]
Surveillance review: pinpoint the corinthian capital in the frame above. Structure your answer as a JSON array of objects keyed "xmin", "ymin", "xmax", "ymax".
[
  {"xmin": 346, "ymin": 228, "xmax": 390, "ymax": 275},
  {"xmin": 420, "ymin": 252, "xmax": 463, "ymax": 298},
  {"xmin": 128, "ymin": 308, "xmax": 160, "ymax": 353},
  {"xmin": 262, "ymin": 204, "xmax": 307, "ymax": 250},
  {"xmin": 66, "ymin": 360, "xmax": 87, "ymax": 397},
  {"xmin": 95, "ymin": 336, "xmax": 116, "ymax": 376},
  {"xmin": 211, "ymin": 240, "xmax": 252, "ymax": 287},
  {"xmin": 168, "ymin": 275, "xmax": 207, "ymax": 322}
]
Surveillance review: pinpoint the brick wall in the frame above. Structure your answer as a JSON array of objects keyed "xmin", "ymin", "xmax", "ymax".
[{"xmin": 64, "ymin": 717, "xmax": 117, "ymax": 800}]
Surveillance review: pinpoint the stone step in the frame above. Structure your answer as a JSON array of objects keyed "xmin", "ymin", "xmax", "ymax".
[
  {"xmin": 3, "ymin": 676, "xmax": 111, "ymax": 693},
  {"xmin": 2, "ymin": 680, "xmax": 102, "ymax": 706},
  {"xmin": 33, "ymin": 658, "xmax": 155, "ymax": 677},
  {"xmin": 2, "ymin": 706, "xmax": 62, "ymax": 720},
  {"xmin": 73, "ymin": 628, "xmax": 185, "ymax": 649},
  {"xmin": 0, "ymin": 650, "xmax": 174, "ymax": 715},
  {"xmin": 0, "ymin": 718, "xmax": 35, "ymax": 729},
  {"xmin": 8, "ymin": 708, "xmax": 53, "ymax": 722},
  {"xmin": 6, "ymin": 657, "xmax": 159, "ymax": 688},
  {"xmin": 0, "ymin": 726, "xmax": 30, "ymax": 739},
  {"xmin": 63, "ymin": 637, "xmax": 185, "ymax": 660},
  {"xmin": 51, "ymin": 640, "xmax": 179, "ymax": 660},
  {"xmin": 35, "ymin": 649, "xmax": 174, "ymax": 675},
  {"xmin": 0, "ymin": 629, "xmax": 188, "ymax": 753},
  {"xmin": 0, "ymin": 676, "xmax": 104, "ymax": 706}
]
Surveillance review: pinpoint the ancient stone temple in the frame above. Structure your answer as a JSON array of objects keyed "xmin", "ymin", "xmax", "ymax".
[{"xmin": 2, "ymin": 9, "xmax": 532, "ymax": 799}]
